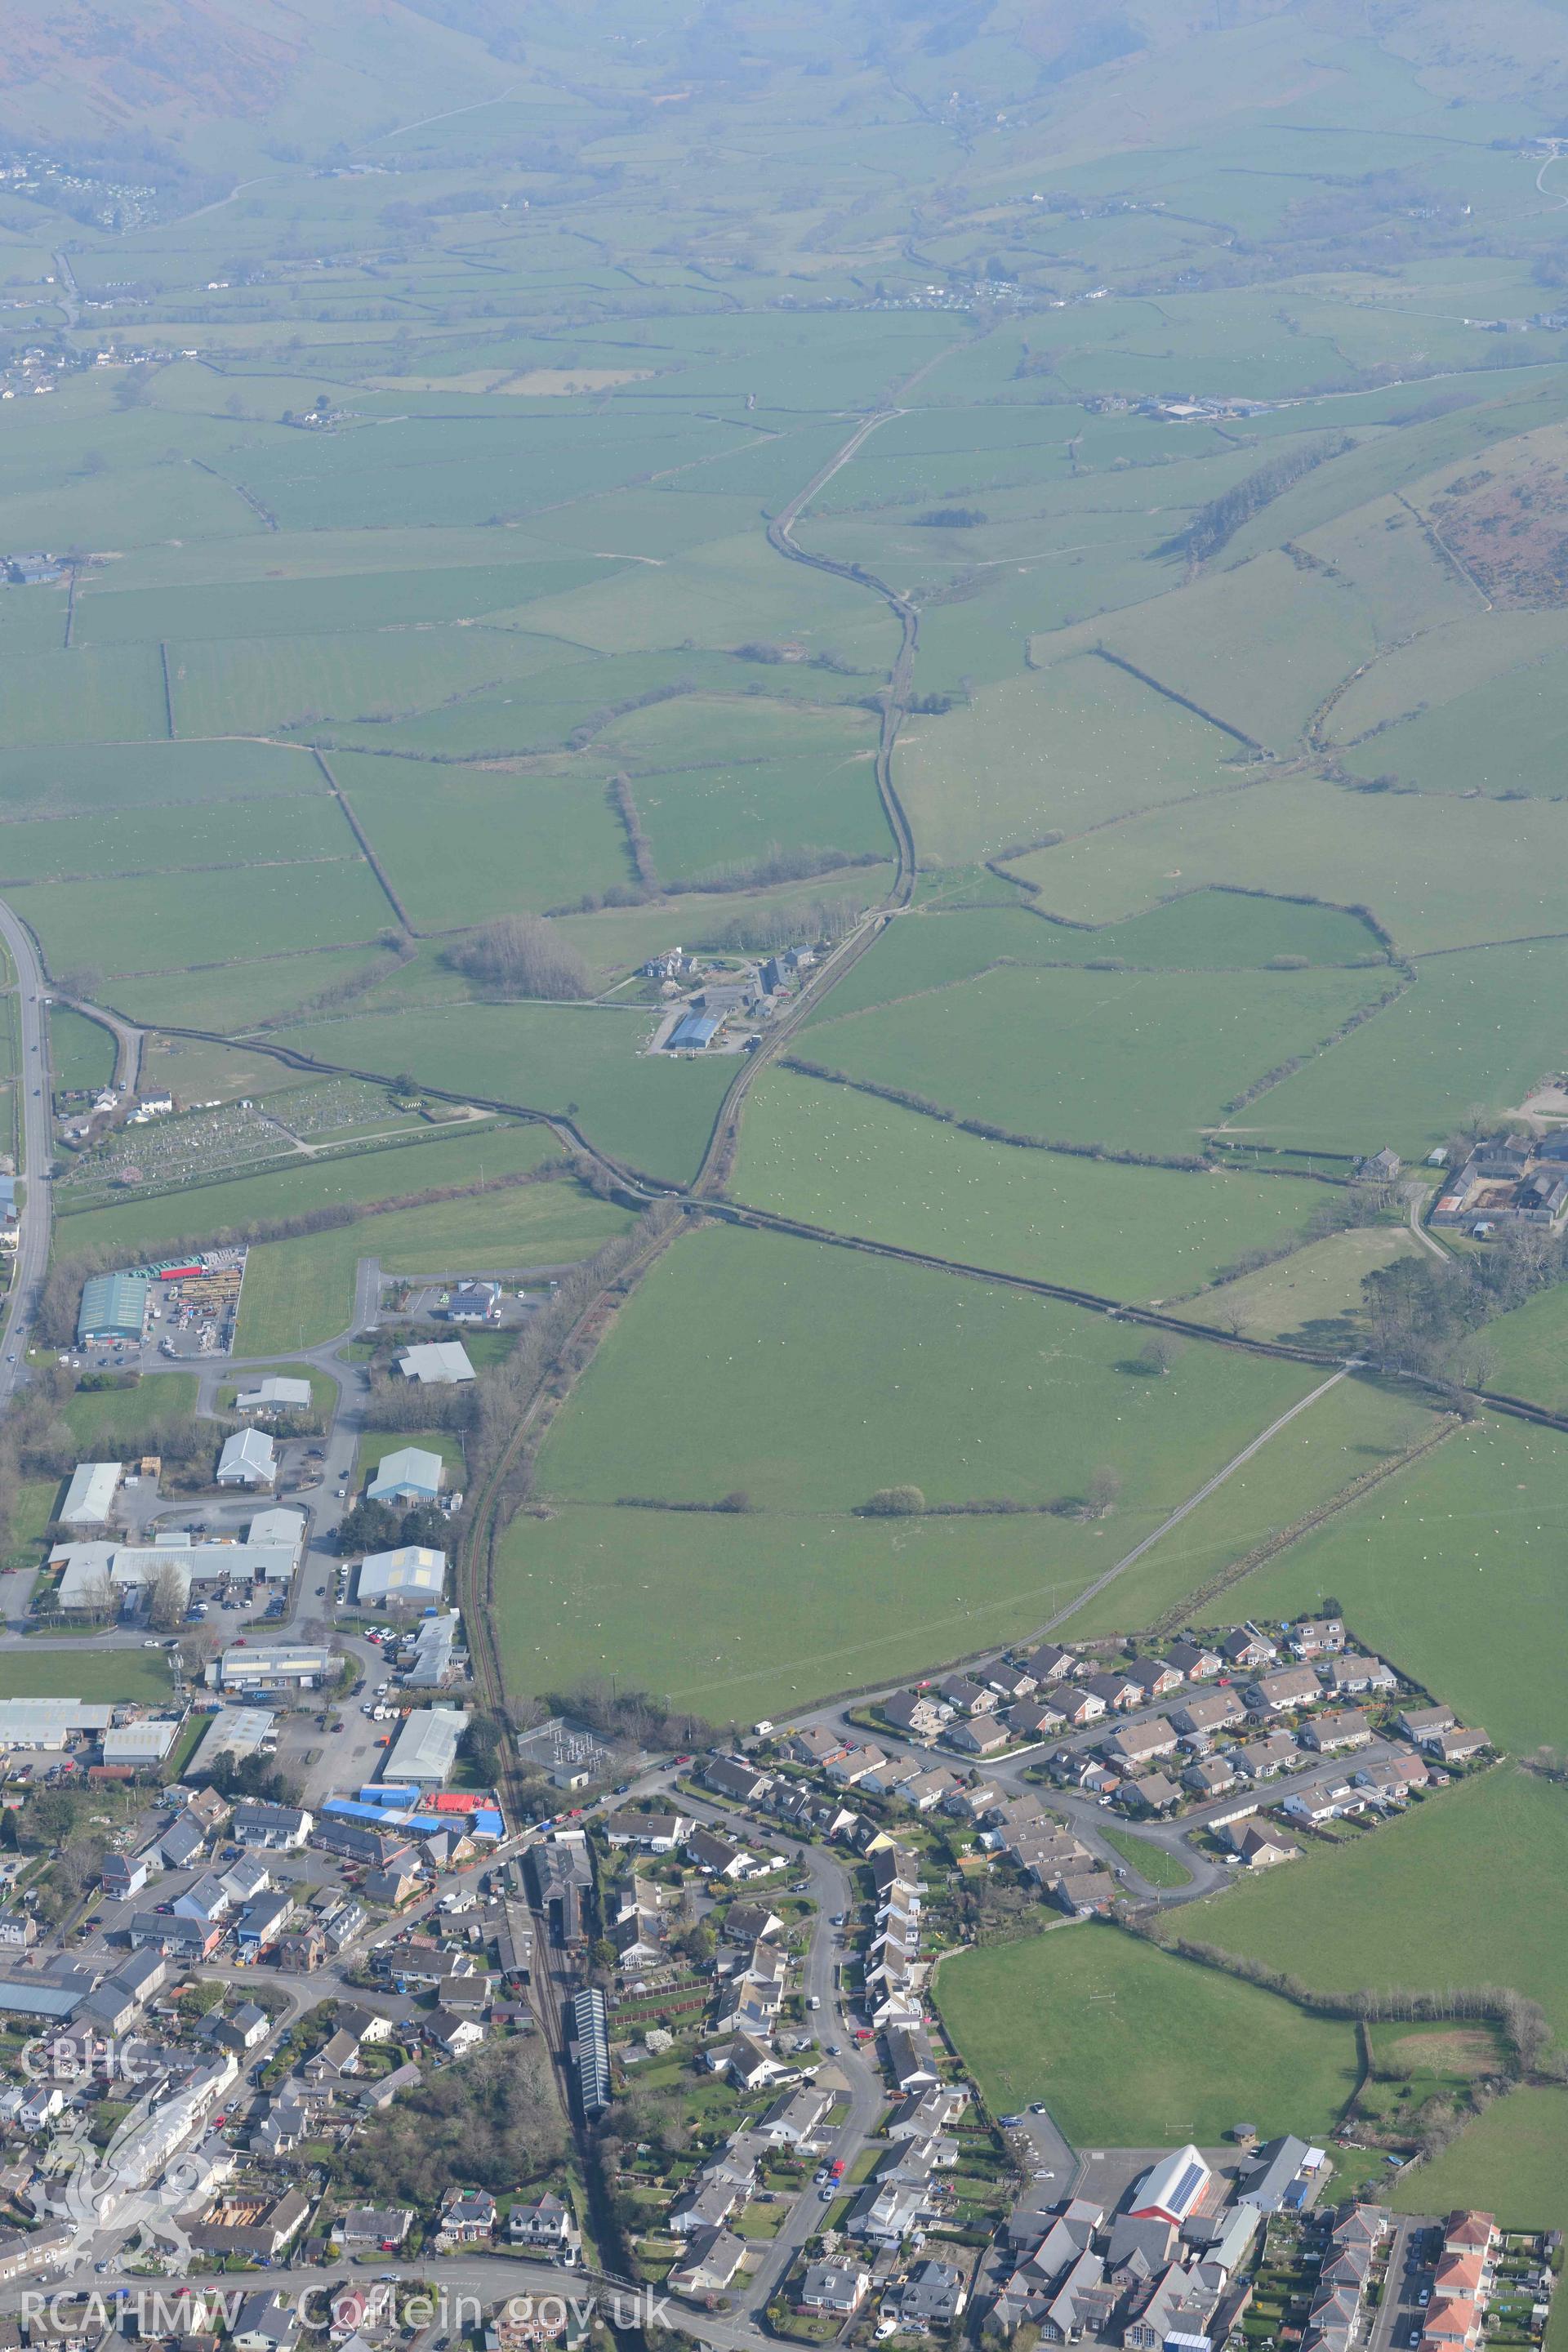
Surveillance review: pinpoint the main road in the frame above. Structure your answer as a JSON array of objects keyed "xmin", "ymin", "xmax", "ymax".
[{"xmin": 0, "ymin": 897, "xmax": 54, "ymax": 1407}]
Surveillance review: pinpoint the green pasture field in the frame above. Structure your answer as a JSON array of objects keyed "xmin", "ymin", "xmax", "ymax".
[
  {"xmin": 72, "ymin": 558, "xmax": 619, "ymax": 645},
  {"xmin": 501, "ymin": 1499, "xmax": 1126, "ymax": 1718},
  {"xmin": 1389, "ymin": 2087, "xmax": 1568, "ymax": 2232},
  {"xmin": 0, "ymin": 1651, "xmax": 173, "ymax": 1703},
  {"xmin": 53, "ymin": 1120, "xmax": 562, "ymax": 1258},
  {"xmin": 1098, "ymin": 1828, "xmax": 1192, "ymax": 1888},
  {"xmin": 1228, "ymin": 1412, "xmax": 1568, "ymax": 1759},
  {"xmin": 47, "ymin": 1006, "xmax": 116, "ymax": 1093},
  {"xmin": 234, "ymin": 1176, "xmax": 630, "ymax": 1353},
  {"xmin": 138, "ymin": 1038, "xmax": 339, "ymax": 1104},
  {"xmin": 1006, "ymin": 778, "xmax": 1568, "ymax": 954},
  {"xmin": 1325, "ymin": 605, "xmax": 1568, "ymax": 732},
  {"xmin": 330, "ymin": 754, "xmax": 632, "ymax": 924},
  {"xmin": 1246, "ymin": 938, "xmax": 1568, "ymax": 1157},
  {"xmin": 106, "ymin": 946, "xmax": 399, "ymax": 1035},
  {"xmin": 1292, "ymin": 494, "xmax": 1476, "ymax": 647},
  {"xmin": 229, "ymin": 415, "xmax": 757, "ymax": 535},
  {"xmin": 0, "ymin": 739, "xmax": 318, "ymax": 816},
  {"xmin": 801, "ymin": 961, "xmax": 1388, "ymax": 1160},
  {"xmin": 506, "ymin": 1220, "xmax": 1325, "ymax": 1710},
  {"xmin": 1186, "ymin": 1224, "xmax": 1419, "ymax": 1348},
  {"xmin": 1339, "ymin": 663, "xmax": 1568, "ymax": 800},
  {"xmin": 537, "ymin": 1220, "xmax": 1320, "ymax": 1514},
  {"xmin": 934, "ymin": 1925, "xmax": 1360, "ymax": 2148},
  {"xmin": 0, "ymin": 795, "xmax": 356, "ymax": 886},
  {"xmin": 1058, "ymin": 1374, "xmax": 1442, "ymax": 1642},
  {"xmin": 898, "ymin": 649, "xmax": 1245, "ymax": 867},
  {"xmin": 63, "ymin": 1375, "xmax": 198, "ymax": 1446},
  {"xmin": 733, "ymin": 1067, "xmax": 1336, "ymax": 1301},
  {"xmin": 506, "ymin": 529, "xmax": 900, "ymax": 666},
  {"xmin": 814, "ymin": 894, "xmax": 1388, "ymax": 1027},
  {"xmin": 267, "ymin": 1004, "xmax": 733, "ymax": 1184},
  {"xmin": 356, "ymin": 1427, "xmax": 468, "ymax": 1488},
  {"xmin": 2, "ymin": 644, "xmax": 170, "ymax": 746},
  {"xmin": 21, "ymin": 857, "xmax": 395, "ymax": 982},
  {"xmin": 1177, "ymin": 1770, "xmax": 1568, "ymax": 2037},
  {"xmin": 1485, "ymin": 1285, "xmax": 1568, "ymax": 1419},
  {"xmin": 166, "ymin": 626, "xmax": 564, "ymax": 737},
  {"xmin": 1064, "ymin": 548, "xmax": 1380, "ymax": 753},
  {"xmin": 0, "ymin": 461, "xmax": 263, "ymax": 556}
]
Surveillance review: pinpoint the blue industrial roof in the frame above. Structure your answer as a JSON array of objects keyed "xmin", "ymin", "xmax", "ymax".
[
  {"xmin": 668, "ymin": 1014, "xmax": 719, "ymax": 1049},
  {"xmin": 357, "ymin": 1784, "xmax": 419, "ymax": 1807}
]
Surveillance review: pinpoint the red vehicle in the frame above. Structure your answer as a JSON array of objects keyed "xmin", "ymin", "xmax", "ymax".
[{"xmin": 830, "ymin": 2158, "xmax": 846, "ymax": 2180}]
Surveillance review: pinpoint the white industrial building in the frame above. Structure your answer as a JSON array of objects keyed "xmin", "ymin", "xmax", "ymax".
[
  {"xmin": 356, "ymin": 1546, "xmax": 447, "ymax": 1606},
  {"xmin": 368, "ymin": 1446, "xmax": 444, "ymax": 1503},
  {"xmin": 384, "ymin": 1705, "xmax": 470, "ymax": 1786},
  {"xmin": 0, "ymin": 1699, "xmax": 114, "ymax": 1750},
  {"xmin": 188, "ymin": 1707, "xmax": 278, "ymax": 1777},
  {"xmin": 216, "ymin": 1429, "xmax": 277, "ymax": 1488},
  {"xmin": 234, "ymin": 1378, "xmax": 312, "ymax": 1413},
  {"xmin": 397, "ymin": 1342, "xmax": 475, "ymax": 1387},
  {"xmin": 209, "ymin": 1646, "xmax": 335, "ymax": 1694},
  {"xmin": 60, "ymin": 1462, "xmax": 122, "ymax": 1526},
  {"xmin": 244, "ymin": 1507, "xmax": 306, "ymax": 1579},
  {"xmin": 404, "ymin": 1610, "xmax": 461, "ymax": 1688},
  {"xmin": 102, "ymin": 1719, "xmax": 181, "ymax": 1768},
  {"xmin": 50, "ymin": 1542, "xmax": 192, "ymax": 1615}
]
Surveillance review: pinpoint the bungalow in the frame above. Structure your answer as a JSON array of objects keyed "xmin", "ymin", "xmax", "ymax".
[
  {"xmin": 1232, "ymin": 1732, "xmax": 1300, "ymax": 1780},
  {"xmin": 1126, "ymin": 1658, "xmax": 1183, "ymax": 1702},
  {"xmin": 230, "ymin": 2292, "xmax": 297, "ymax": 2352},
  {"xmin": 826, "ymin": 1744, "xmax": 885, "ymax": 1785},
  {"xmin": 1182, "ymin": 1757, "xmax": 1236, "ymax": 1799},
  {"xmin": 1007, "ymin": 1697, "xmax": 1067, "ymax": 1741},
  {"xmin": 798, "ymin": 2263, "xmax": 870, "ymax": 2319},
  {"xmin": 669, "ymin": 2226, "xmax": 748, "ymax": 2296},
  {"xmin": 861, "ymin": 1753, "xmax": 921, "ymax": 1797},
  {"xmin": 1300, "ymin": 1708, "xmax": 1372, "ymax": 1754},
  {"xmin": 1102, "ymin": 1717, "xmax": 1178, "ymax": 1771},
  {"xmin": 425, "ymin": 2011, "xmax": 484, "ymax": 2060},
  {"xmin": 1399, "ymin": 1704, "xmax": 1456, "ymax": 1741},
  {"xmin": 1023, "ymin": 1643, "xmax": 1080, "ymax": 1683},
  {"xmin": 726, "ymin": 2034, "xmax": 791, "ymax": 2093},
  {"xmin": 686, "ymin": 1827, "xmax": 753, "ymax": 1878},
  {"xmin": 788, "ymin": 1724, "xmax": 849, "ymax": 1767},
  {"xmin": 987, "ymin": 1663, "xmax": 1038, "ymax": 1703},
  {"xmin": 1221, "ymin": 1628, "xmax": 1278, "ymax": 1669},
  {"xmin": 704, "ymin": 1756, "xmax": 773, "ymax": 1806},
  {"xmin": 889, "ymin": 2086, "xmax": 969, "ymax": 2139},
  {"xmin": 1044, "ymin": 1682, "xmax": 1105, "ymax": 1728},
  {"xmin": 847, "ymin": 2179, "xmax": 929, "ymax": 2248},
  {"xmin": 1245, "ymin": 1664, "xmax": 1323, "ymax": 1713},
  {"xmin": 1289, "ymin": 1617, "xmax": 1346, "ymax": 1657},
  {"xmin": 1423, "ymin": 1726, "xmax": 1489, "ymax": 1764},
  {"xmin": 902, "ymin": 1768, "xmax": 960, "ymax": 1811},
  {"xmin": 1282, "ymin": 1784, "xmax": 1362, "ymax": 1828},
  {"xmin": 668, "ymin": 2180, "xmax": 740, "ymax": 2238},
  {"xmin": 1354, "ymin": 1754, "xmax": 1428, "ymax": 1802},
  {"xmin": 1083, "ymin": 1669, "xmax": 1143, "ymax": 1713},
  {"xmin": 722, "ymin": 1900, "xmax": 783, "ymax": 1944},
  {"xmin": 1054, "ymin": 1869, "xmax": 1119, "ymax": 1916},
  {"xmin": 1170, "ymin": 1688, "xmax": 1247, "ymax": 1740},
  {"xmin": 1227, "ymin": 1823, "xmax": 1299, "ymax": 1869},
  {"xmin": 604, "ymin": 1810, "xmax": 691, "ymax": 1853},
  {"xmin": 938, "ymin": 1674, "xmax": 997, "ymax": 1716},
  {"xmin": 1122, "ymin": 1772, "xmax": 1181, "ymax": 1817},
  {"xmin": 1321, "ymin": 1653, "xmax": 1397, "ymax": 1697},
  {"xmin": 947, "ymin": 1717, "xmax": 1010, "ymax": 1757},
  {"xmin": 1165, "ymin": 1640, "xmax": 1223, "ymax": 1682},
  {"xmin": 758, "ymin": 2083, "xmax": 832, "ymax": 2148},
  {"xmin": 881, "ymin": 1691, "xmax": 945, "ymax": 1741},
  {"xmin": 336, "ymin": 2207, "xmax": 415, "ymax": 2252}
]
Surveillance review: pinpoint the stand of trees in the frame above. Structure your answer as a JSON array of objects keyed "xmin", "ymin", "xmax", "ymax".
[{"xmin": 445, "ymin": 914, "xmax": 593, "ymax": 1000}]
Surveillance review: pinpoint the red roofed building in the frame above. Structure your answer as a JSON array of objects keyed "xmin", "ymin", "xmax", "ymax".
[
  {"xmin": 1420, "ymin": 2299, "xmax": 1482, "ymax": 2349},
  {"xmin": 1443, "ymin": 2212, "xmax": 1498, "ymax": 2257},
  {"xmin": 1432, "ymin": 2252, "xmax": 1487, "ymax": 2304}
]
